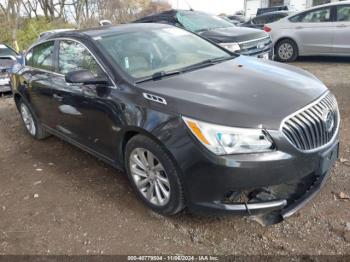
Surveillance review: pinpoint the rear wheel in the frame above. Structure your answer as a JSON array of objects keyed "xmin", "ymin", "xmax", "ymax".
[
  {"xmin": 275, "ymin": 39, "xmax": 298, "ymax": 62},
  {"xmin": 18, "ymin": 99, "xmax": 50, "ymax": 140},
  {"xmin": 125, "ymin": 135, "xmax": 185, "ymax": 215}
]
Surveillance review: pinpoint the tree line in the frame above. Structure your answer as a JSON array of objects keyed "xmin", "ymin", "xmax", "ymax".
[{"xmin": 0, "ymin": 0, "xmax": 171, "ymax": 51}]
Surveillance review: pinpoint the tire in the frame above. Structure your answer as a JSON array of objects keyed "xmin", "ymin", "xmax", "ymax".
[
  {"xmin": 275, "ymin": 39, "xmax": 298, "ymax": 62},
  {"xmin": 18, "ymin": 99, "xmax": 50, "ymax": 140},
  {"xmin": 125, "ymin": 135, "xmax": 185, "ymax": 215}
]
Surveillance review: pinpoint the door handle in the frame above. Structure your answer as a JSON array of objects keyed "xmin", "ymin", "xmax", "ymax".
[
  {"xmin": 337, "ymin": 24, "xmax": 347, "ymax": 28},
  {"xmin": 53, "ymin": 93, "xmax": 63, "ymax": 102}
]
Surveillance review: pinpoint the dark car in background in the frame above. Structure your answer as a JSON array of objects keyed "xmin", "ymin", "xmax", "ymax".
[
  {"xmin": 0, "ymin": 43, "xmax": 18, "ymax": 93},
  {"xmin": 224, "ymin": 14, "xmax": 247, "ymax": 25},
  {"xmin": 241, "ymin": 11, "xmax": 293, "ymax": 30},
  {"xmin": 11, "ymin": 24, "xmax": 340, "ymax": 224},
  {"xmin": 134, "ymin": 10, "xmax": 273, "ymax": 59},
  {"xmin": 257, "ymin": 5, "xmax": 289, "ymax": 16}
]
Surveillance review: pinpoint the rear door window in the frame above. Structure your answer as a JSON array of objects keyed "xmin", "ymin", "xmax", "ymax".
[
  {"xmin": 300, "ymin": 7, "xmax": 331, "ymax": 23},
  {"xmin": 31, "ymin": 41, "xmax": 55, "ymax": 71},
  {"xmin": 337, "ymin": 5, "xmax": 350, "ymax": 21}
]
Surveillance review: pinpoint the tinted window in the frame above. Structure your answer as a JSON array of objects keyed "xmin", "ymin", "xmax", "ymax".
[
  {"xmin": 97, "ymin": 27, "xmax": 231, "ymax": 79},
  {"xmin": 301, "ymin": 8, "xmax": 331, "ymax": 22},
  {"xmin": 58, "ymin": 40, "xmax": 102, "ymax": 76},
  {"xmin": 337, "ymin": 5, "xmax": 350, "ymax": 21},
  {"xmin": 253, "ymin": 15, "xmax": 269, "ymax": 24},
  {"xmin": 31, "ymin": 41, "xmax": 55, "ymax": 71},
  {"xmin": 267, "ymin": 13, "xmax": 288, "ymax": 23}
]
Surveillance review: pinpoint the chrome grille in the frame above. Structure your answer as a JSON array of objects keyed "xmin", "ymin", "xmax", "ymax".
[
  {"xmin": 239, "ymin": 36, "xmax": 272, "ymax": 55},
  {"xmin": 282, "ymin": 93, "xmax": 339, "ymax": 151}
]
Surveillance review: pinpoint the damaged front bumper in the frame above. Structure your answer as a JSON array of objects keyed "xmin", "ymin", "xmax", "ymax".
[{"xmin": 184, "ymin": 135, "xmax": 339, "ymax": 224}]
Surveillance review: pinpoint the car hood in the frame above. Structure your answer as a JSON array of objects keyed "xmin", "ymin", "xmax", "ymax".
[
  {"xmin": 137, "ymin": 56, "xmax": 328, "ymax": 130},
  {"xmin": 198, "ymin": 26, "xmax": 268, "ymax": 43}
]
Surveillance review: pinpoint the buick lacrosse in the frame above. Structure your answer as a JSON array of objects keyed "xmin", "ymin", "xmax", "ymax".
[{"xmin": 11, "ymin": 24, "xmax": 340, "ymax": 223}]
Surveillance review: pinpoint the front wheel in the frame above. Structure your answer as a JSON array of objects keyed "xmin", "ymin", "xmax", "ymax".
[
  {"xmin": 275, "ymin": 39, "xmax": 298, "ymax": 62},
  {"xmin": 125, "ymin": 135, "xmax": 185, "ymax": 215}
]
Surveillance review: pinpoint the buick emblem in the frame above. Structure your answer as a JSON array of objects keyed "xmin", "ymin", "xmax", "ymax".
[{"xmin": 322, "ymin": 109, "xmax": 334, "ymax": 132}]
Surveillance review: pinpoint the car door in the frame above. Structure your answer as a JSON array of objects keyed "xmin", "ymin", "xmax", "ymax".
[
  {"xmin": 292, "ymin": 6, "xmax": 334, "ymax": 55},
  {"xmin": 333, "ymin": 4, "xmax": 350, "ymax": 54},
  {"xmin": 24, "ymin": 41, "xmax": 56, "ymax": 127},
  {"xmin": 50, "ymin": 39, "xmax": 122, "ymax": 160}
]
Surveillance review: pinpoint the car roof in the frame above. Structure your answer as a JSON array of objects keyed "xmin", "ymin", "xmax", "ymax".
[
  {"xmin": 297, "ymin": 0, "xmax": 350, "ymax": 12},
  {"xmin": 134, "ymin": 9, "xmax": 211, "ymax": 22},
  {"xmin": 41, "ymin": 23, "xmax": 172, "ymax": 40}
]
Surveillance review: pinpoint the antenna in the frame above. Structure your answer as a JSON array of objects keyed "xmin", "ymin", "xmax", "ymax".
[{"xmin": 184, "ymin": 0, "xmax": 193, "ymax": 11}]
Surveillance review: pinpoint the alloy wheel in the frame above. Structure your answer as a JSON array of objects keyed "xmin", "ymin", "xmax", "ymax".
[
  {"xmin": 20, "ymin": 103, "xmax": 36, "ymax": 136},
  {"xmin": 129, "ymin": 148, "xmax": 171, "ymax": 206},
  {"xmin": 278, "ymin": 43, "xmax": 294, "ymax": 60}
]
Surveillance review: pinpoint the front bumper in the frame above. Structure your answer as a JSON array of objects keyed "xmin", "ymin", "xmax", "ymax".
[{"xmin": 165, "ymin": 122, "xmax": 339, "ymax": 219}]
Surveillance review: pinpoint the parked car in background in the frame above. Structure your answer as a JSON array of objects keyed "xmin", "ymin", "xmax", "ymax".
[
  {"xmin": 225, "ymin": 14, "xmax": 247, "ymax": 25},
  {"xmin": 257, "ymin": 5, "xmax": 289, "ymax": 16},
  {"xmin": 134, "ymin": 10, "xmax": 273, "ymax": 59},
  {"xmin": 241, "ymin": 11, "xmax": 293, "ymax": 30},
  {"xmin": 265, "ymin": 1, "xmax": 350, "ymax": 62},
  {"xmin": 11, "ymin": 24, "xmax": 340, "ymax": 223},
  {"xmin": 0, "ymin": 43, "xmax": 18, "ymax": 93}
]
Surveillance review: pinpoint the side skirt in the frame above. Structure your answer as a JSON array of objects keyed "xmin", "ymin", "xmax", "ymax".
[{"xmin": 42, "ymin": 124, "xmax": 125, "ymax": 173}]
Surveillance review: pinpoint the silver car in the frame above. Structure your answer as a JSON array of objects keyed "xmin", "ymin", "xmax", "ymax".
[
  {"xmin": 0, "ymin": 43, "xmax": 18, "ymax": 93},
  {"xmin": 265, "ymin": 1, "xmax": 350, "ymax": 62}
]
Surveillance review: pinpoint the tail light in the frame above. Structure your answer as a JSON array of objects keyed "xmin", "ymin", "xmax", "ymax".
[{"xmin": 264, "ymin": 25, "xmax": 271, "ymax": 32}]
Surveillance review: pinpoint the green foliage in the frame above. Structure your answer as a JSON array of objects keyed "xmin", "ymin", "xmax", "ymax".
[{"xmin": 15, "ymin": 18, "xmax": 73, "ymax": 50}]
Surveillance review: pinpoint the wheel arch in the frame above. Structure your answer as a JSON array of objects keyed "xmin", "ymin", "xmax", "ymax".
[
  {"xmin": 117, "ymin": 125, "xmax": 183, "ymax": 176},
  {"xmin": 275, "ymin": 37, "xmax": 299, "ymax": 54}
]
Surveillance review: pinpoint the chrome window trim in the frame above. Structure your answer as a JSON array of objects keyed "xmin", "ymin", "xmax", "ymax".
[
  {"xmin": 279, "ymin": 91, "xmax": 340, "ymax": 153},
  {"xmin": 25, "ymin": 37, "xmax": 118, "ymax": 89}
]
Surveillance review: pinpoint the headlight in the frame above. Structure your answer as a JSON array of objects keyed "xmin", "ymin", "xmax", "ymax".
[
  {"xmin": 183, "ymin": 117, "xmax": 274, "ymax": 155},
  {"xmin": 219, "ymin": 42, "xmax": 241, "ymax": 52}
]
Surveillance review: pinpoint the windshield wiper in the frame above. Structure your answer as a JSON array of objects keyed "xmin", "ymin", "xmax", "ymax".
[
  {"xmin": 136, "ymin": 70, "xmax": 181, "ymax": 84},
  {"xmin": 135, "ymin": 57, "xmax": 233, "ymax": 84},
  {"xmin": 180, "ymin": 56, "xmax": 234, "ymax": 73}
]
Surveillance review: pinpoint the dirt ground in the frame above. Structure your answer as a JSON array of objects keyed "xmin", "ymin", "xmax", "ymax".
[{"xmin": 0, "ymin": 57, "xmax": 350, "ymax": 255}]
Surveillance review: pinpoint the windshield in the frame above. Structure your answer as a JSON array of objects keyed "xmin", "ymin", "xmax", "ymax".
[
  {"xmin": 176, "ymin": 11, "xmax": 234, "ymax": 32},
  {"xmin": 0, "ymin": 44, "xmax": 17, "ymax": 57},
  {"xmin": 97, "ymin": 27, "xmax": 231, "ymax": 79}
]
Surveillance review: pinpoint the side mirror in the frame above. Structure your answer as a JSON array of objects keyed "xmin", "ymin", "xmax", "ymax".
[{"xmin": 65, "ymin": 69, "xmax": 109, "ymax": 85}]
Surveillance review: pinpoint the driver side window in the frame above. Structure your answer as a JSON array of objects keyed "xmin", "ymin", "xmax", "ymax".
[{"xmin": 58, "ymin": 40, "xmax": 103, "ymax": 77}]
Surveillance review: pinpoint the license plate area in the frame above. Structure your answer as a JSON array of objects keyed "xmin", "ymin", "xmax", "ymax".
[
  {"xmin": 257, "ymin": 52, "xmax": 269, "ymax": 60},
  {"xmin": 319, "ymin": 143, "xmax": 339, "ymax": 175}
]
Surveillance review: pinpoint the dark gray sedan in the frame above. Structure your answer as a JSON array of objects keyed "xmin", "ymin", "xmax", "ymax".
[{"xmin": 11, "ymin": 24, "xmax": 340, "ymax": 224}]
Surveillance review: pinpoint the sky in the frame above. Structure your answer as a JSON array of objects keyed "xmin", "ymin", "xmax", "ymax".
[{"xmin": 168, "ymin": 0, "xmax": 245, "ymax": 15}]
